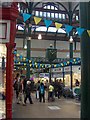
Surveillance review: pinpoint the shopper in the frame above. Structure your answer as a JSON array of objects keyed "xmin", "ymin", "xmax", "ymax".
[
  {"xmin": 39, "ymin": 82, "xmax": 45, "ymax": 103},
  {"xmin": 36, "ymin": 80, "xmax": 40, "ymax": 99},
  {"xmin": 48, "ymin": 83, "xmax": 54, "ymax": 102},
  {"xmin": 57, "ymin": 80, "xmax": 62, "ymax": 99},
  {"xmin": 13, "ymin": 73, "xmax": 22, "ymax": 104},
  {"xmin": 75, "ymin": 79, "xmax": 80, "ymax": 86},
  {"xmin": 24, "ymin": 81, "xmax": 33, "ymax": 105}
]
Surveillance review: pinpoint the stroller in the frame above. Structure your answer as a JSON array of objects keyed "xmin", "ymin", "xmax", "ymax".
[
  {"xmin": 73, "ymin": 87, "xmax": 81, "ymax": 101},
  {"xmin": 63, "ymin": 87, "xmax": 74, "ymax": 98}
]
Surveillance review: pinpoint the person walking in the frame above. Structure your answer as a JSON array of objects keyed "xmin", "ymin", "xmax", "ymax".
[
  {"xmin": 48, "ymin": 83, "xmax": 54, "ymax": 102},
  {"xmin": 13, "ymin": 73, "xmax": 22, "ymax": 104},
  {"xmin": 24, "ymin": 81, "xmax": 33, "ymax": 105},
  {"xmin": 39, "ymin": 82, "xmax": 45, "ymax": 103}
]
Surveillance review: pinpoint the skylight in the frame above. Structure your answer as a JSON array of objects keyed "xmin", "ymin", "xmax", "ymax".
[
  {"xmin": 35, "ymin": 26, "xmax": 66, "ymax": 33},
  {"xmin": 48, "ymin": 27, "xmax": 57, "ymax": 32},
  {"xmin": 35, "ymin": 26, "xmax": 47, "ymax": 32},
  {"xmin": 58, "ymin": 28, "xmax": 66, "ymax": 33},
  {"xmin": 17, "ymin": 25, "xmax": 24, "ymax": 31}
]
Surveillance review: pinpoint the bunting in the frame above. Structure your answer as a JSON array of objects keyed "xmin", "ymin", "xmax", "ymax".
[
  {"xmin": 34, "ymin": 16, "xmax": 42, "ymax": 25},
  {"xmin": 14, "ymin": 50, "xmax": 80, "ymax": 68},
  {"xmin": 65, "ymin": 25, "xmax": 73, "ymax": 35},
  {"xmin": 55, "ymin": 22, "xmax": 62, "ymax": 30},
  {"xmin": 44, "ymin": 19, "xmax": 52, "ymax": 28},
  {"xmin": 87, "ymin": 30, "xmax": 90, "ymax": 37},
  {"xmin": 76, "ymin": 27, "xmax": 85, "ymax": 36},
  {"xmin": 22, "ymin": 13, "xmax": 31, "ymax": 22},
  {"xmin": 21, "ymin": 13, "xmax": 90, "ymax": 37}
]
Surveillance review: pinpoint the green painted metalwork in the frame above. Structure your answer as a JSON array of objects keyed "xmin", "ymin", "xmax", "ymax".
[{"xmin": 80, "ymin": 2, "xmax": 90, "ymax": 119}]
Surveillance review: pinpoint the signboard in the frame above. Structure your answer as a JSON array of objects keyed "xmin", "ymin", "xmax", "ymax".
[
  {"xmin": 39, "ymin": 73, "xmax": 49, "ymax": 78},
  {"xmin": 72, "ymin": 66, "xmax": 81, "ymax": 73},
  {"xmin": 52, "ymin": 73, "xmax": 63, "ymax": 78},
  {"xmin": 64, "ymin": 66, "xmax": 70, "ymax": 72},
  {"xmin": 0, "ymin": 20, "xmax": 10, "ymax": 43},
  {"xmin": 51, "ymin": 68, "xmax": 62, "ymax": 73}
]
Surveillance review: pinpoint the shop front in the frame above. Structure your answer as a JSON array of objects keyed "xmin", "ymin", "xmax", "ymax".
[{"xmin": 64, "ymin": 66, "xmax": 81, "ymax": 88}]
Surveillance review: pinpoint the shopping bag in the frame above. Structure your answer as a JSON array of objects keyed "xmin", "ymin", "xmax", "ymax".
[{"xmin": 36, "ymin": 90, "xmax": 39, "ymax": 99}]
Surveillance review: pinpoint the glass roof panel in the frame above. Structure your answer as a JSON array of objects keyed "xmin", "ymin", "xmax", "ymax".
[
  {"xmin": 48, "ymin": 27, "xmax": 57, "ymax": 32},
  {"xmin": 35, "ymin": 26, "xmax": 47, "ymax": 32},
  {"xmin": 58, "ymin": 28, "xmax": 66, "ymax": 33}
]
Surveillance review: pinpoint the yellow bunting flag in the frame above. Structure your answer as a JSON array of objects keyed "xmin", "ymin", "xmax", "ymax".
[
  {"xmin": 87, "ymin": 30, "xmax": 90, "ymax": 37},
  {"xmin": 34, "ymin": 16, "xmax": 42, "ymax": 25},
  {"xmin": 55, "ymin": 22, "xmax": 62, "ymax": 30}
]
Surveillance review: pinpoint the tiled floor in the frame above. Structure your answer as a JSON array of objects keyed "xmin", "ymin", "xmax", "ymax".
[
  {"xmin": 12, "ymin": 93, "xmax": 80, "ymax": 118},
  {"xmin": 0, "ymin": 99, "xmax": 5, "ymax": 119}
]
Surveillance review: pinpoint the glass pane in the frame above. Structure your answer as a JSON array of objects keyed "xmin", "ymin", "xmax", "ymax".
[
  {"xmin": 73, "ymin": 14, "xmax": 75, "ymax": 19},
  {"xmin": 44, "ymin": 6, "xmax": 46, "ymax": 9},
  {"xmin": 40, "ymin": 12, "xmax": 42, "ymax": 17},
  {"xmin": 59, "ymin": 13, "xmax": 62, "ymax": 19},
  {"xmin": 24, "ymin": 9, "xmax": 26, "ymax": 13},
  {"xmin": 51, "ymin": 6, "xmax": 54, "ymax": 10},
  {"xmin": 43, "ymin": 12, "xmax": 46, "ymax": 17},
  {"xmin": 58, "ymin": 28, "xmax": 66, "ymax": 33},
  {"xmin": 48, "ymin": 27, "xmax": 57, "ymax": 32},
  {"xmin": 18, "ymin": 3, "xmax": 20, "ymax": 12},
  {"xmin": 35, "ymin": 11, "xmax": 39, "ymax": 16},
  {"xmin": 51, "ymin": 13, "xmax": 54, "ymax": 18},
  {"xmin": 62, "ymin": 14, "xmax": 65, "ymax": 19},
  {"xmin": 35, "ymin": 26, "xmax": 47, "ymax": 32},
  {"xmin": 18, "ymin": 25, "xmax": 24, "ymax": 30},
  {"xmin": 66, "ymin": 14, "xmax": 68, "ymax": 19},
  {"xmin": 76, "ymin": 15, "xmax": 79, "ymax": 20},
  {"xmin": 47, "ymin": 5, "xmax": 50, "ymax": 9},
  {"xmin": 55, "ymin": 7, "xmax": 58, "ymax": 10},
  {"xmin": 55, "ymin": 13, "xmax": 58, "ymax": 18},
  {"xmin": 47, "ymin": 12, "xmax": 50, "ymax": 18}
]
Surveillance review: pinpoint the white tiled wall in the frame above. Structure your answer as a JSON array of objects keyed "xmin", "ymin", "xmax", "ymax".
[{"xmin": 15, "ymin": 38, "xmax": 80, "ymax": 58}]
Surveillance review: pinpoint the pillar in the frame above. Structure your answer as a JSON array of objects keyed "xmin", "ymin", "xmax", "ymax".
[
  {"xmin": 70, "ymin": 43, "xmax": 73, "ymax": 58},
  {"xmin": 80, "ymin": 2, "xmax": 90, "ymax": 119},
  {"xmin": 0, "ymin": 3, "xmax": 18, "ymax": 119},
  {"xmin": 26, "ymin": 38, "xmax": 31, "ymax": 78},
  {"xmin": 49, "ymin": 65, "xmax": 52, "ymax": 83},
  {"xmin": 62, "ymin": 67, "xmax": 65, "ymax": 84},
  {"xmin": 68, "ymin": 2, "xmax": 73, "ymax": 90},
  {"xmin": 6, "ymin": 43, "xmax": 16, "ymax": 119},
  {"xmin": 70, "ymin": 62, "xmax": 73, "ymax": 90},
  {"xmin": 68, "ymin": 2, "xmax": 73, "ymax": 59}
]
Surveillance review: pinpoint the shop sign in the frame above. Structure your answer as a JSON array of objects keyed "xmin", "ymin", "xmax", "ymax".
[
  {"xmin": 39, "ymin": 73, "xmax": 49, "ymax": 78},
  {"xmin": 72, "ymin": 66, "xmax": 81, "ymax": 73},
  {"xmin": 52, "ymin": 73, "xmax": 63, "ymax": 78},
  {"xmin": 64, "ymin": 66, "xmax": 70, "ymax": 72},
  {"xmin": 51, "ymin": 68, "xmax": 62, "ymax": 73}
]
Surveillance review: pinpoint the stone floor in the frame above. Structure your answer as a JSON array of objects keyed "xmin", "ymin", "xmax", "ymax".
[
  {"xmin": 0, "ymin": 99, "xmax": 5, "ymax": 119},
  {"xmin": 12, "ymin": 93, "xmax": 80, "ymax": 118}
]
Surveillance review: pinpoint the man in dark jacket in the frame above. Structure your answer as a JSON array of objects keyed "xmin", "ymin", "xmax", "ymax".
[{"xmin": 24, "ymin": 81, "xmax": 33, "ymax": 105}]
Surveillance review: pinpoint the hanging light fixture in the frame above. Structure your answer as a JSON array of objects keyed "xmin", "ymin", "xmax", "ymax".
[
  {"xmin": 69, "ymin": 36, "xmax": 73, "ymax": 43},
  {"xmin": 38, "ymin": 34, "xmax": 42, "ymax": 40},
  {"xmin": 24, "ymin": 44, "xmax": 27, "ymax": 49}
]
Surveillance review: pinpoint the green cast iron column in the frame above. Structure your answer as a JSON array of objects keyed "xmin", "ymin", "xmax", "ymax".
[
  {"xmin": 26, "ymin": 2, "xmax": 33, "ymax": 79},
  {"xmin": 62, "ymin": 67, "xmax": 65, "ymax": 84},
  {"xmin": 49, "ymin": 64, "xmax": 52, "ymax": 83},
  {"xmin": 69, "ymin": 2, "xmax": 73, "ymax": 89},
  {"xmin": 69, "ymin": 2, "xmax": 73, "ymax": 59},
  {"xmin": 26, "ymin": 36, "xmax": 31, "ymax": 79},
  {"xmin": 80, "ymin": 2, "xmax": 90, "ymax": 119}
]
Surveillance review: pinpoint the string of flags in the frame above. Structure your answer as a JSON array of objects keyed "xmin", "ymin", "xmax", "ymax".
[
  {"xmin": 13, "ymin": 50, "xmax": 81, "ymax": 69},
  {"xmin": 21, "ymin": 13, "xmax": 90, "ymax": 37}
]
